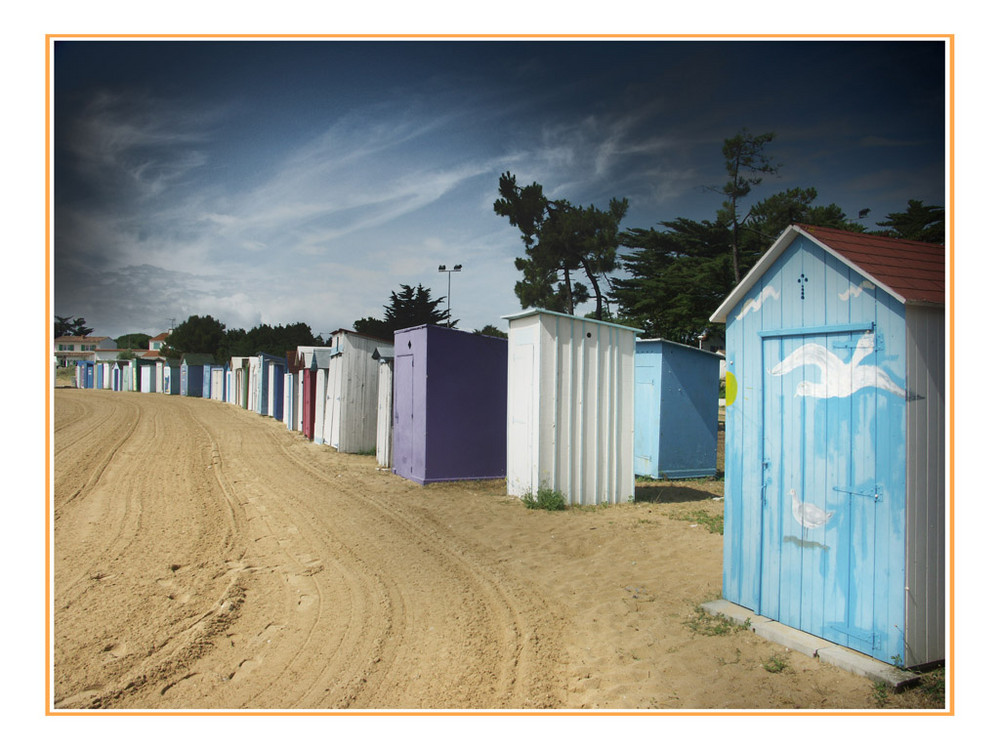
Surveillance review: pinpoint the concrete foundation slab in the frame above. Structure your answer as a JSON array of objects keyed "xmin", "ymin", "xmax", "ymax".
[{"xmin": 701, "ymin": 599, "xmax": 919, "ymax": 690}]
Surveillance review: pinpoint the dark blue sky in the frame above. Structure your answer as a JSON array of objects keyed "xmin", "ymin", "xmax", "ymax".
[{"xmin": 53, "ymin": 38, "xmax": 946, "ymax": 338}]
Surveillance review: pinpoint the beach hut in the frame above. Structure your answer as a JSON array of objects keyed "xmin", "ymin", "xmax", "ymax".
[
  {"xmin": 373, "ymin": 344, "xmax": 394, "ymax": 468},
  {"xmin": 502, "ymin": 309, "xmax": 640, "ymax": 506},
  {"xmin": 392, "ymin": 326, "xmax": 507, "ymax": 484},
  {"xmin": 94, "ymin": 361, "xmax": 111, "ymax": 389},
  {"xmin": 209, "ymin": 364, "xmax": 227, "ymax": 401},
  {"xmin": 708, "ymin": 224, "xmax": 946, "ymax": 667},
  {"xmin": 180, "ymin": 354, "xmax": 214, "ymax": 397},
  {"xmin": 320, "ymin": 330, "xmax": 386, "ymax": 453},
  {"xmin": 162, "ymin": 359, "xmax": 180, "ymax": 395},
  {"xmin": 76, "ymin": 361, "xmax": 95, "ymax": 389},
  {"xmin": 230, "ymin": 357, "xmax": 250, "ymax": 409},
  {"xmin": 138, "ymin": 357, "xmax": 157, "ymax": 393},
  {"xmin": 634, "ymin": 339, "xmax": 724, "ymax": 479},
  {"xmin": 283, "ymin": 352, "xmax": 301, "ymax": 431},
  {"xmin": 299, "ymin": 348, "xmax": 331, "ymax": 442},
  {"xmin": 266, "ymin": 356, "xmax": 285, "ymax": 420}
]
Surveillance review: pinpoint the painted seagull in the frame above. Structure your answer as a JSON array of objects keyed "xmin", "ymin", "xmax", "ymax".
[
  {"xmin": 790, "ymin": 488, "xmax": 834, "ymax": 529},
  {"xmin": 769, "ymin": 332, "xmax": 905, "ymax": 399}
]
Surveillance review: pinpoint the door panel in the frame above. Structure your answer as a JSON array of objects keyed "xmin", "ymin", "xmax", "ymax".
[
  {"xmin": 634, "ymin": 364, "xmax": 657, "ymax": 477},
  {"xmin": 762, "ymin": 331, "xmax": 880, "ymax": 655},
  {"xmin": 393, "ymin": 354, "xmax": 414, "ymax": 477}
]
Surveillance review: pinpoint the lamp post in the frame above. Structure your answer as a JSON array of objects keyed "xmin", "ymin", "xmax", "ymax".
[{"xmin": 437, "ymin": 264, "xmax": 462, "ymax": 325}]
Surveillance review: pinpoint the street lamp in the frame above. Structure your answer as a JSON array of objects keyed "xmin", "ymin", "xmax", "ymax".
[{"xmin": 437, "ymin": 264, "xmax": 462, "ymax": 324}]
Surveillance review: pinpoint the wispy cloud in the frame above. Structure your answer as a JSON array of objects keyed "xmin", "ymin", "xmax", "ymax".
[{"xmin": 63, "ymin": 90, "xmax": 218, "ymax": 201}]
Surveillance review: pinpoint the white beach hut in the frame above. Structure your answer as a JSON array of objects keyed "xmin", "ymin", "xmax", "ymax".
[{"xmin": 503, "ymin": 309, "xmax": 640, "ymax": 506}]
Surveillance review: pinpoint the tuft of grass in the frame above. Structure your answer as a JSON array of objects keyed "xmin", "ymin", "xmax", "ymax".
[
  {"xmin": 671, "ymin": 508, "xmax": 724, "ymax": 535},
  {"xmin": 521, "ymin": 486, "xmax": 567, "ymax": 511},
  {"xmin": 871, "ymin": 680, "xmax": 890, "ymax": 707},
  {"xmin": 763, "ymin": 653, "xmax": 790, "ymax": 673},
  {"xmin": 685, "ymin": 605, "xmax": 749, "ymax": 636},
  {"xmin": 915, "ymin": 667, "xmax": 946, "ymax": 703}
]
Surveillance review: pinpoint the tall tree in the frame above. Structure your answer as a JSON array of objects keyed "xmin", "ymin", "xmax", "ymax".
[
  {"xmin": 224, "ymin": 322, "xmax": 323, "ymax": 359},
  {"xmin": 612, "ymin": 186, "xmax": 859, "ymax": 343},
  {"xmin": 473, "ymin": 324, "xmax": 507, "ymax": 339},
  {"xmin": 55, "ymin": 315, "xmax": 93, "ymax": 338},
  {"xmin": 353, "ymin": 283, "xmax": 454, "ymax": 340},
  {"xmin": 162, "ymin": 315, "xmax": 227, "ymax": 360},
  {"xmin": 718, "ymin": 129, "xmax": 780, "ymax": 283},
  {"xmin": 875, "ymin": 199, "xmax": 945, "ymax": 244},
  {"xmin": 611, "ymin": 218, "xmax": 731, "ymax": 344},
  {"xmin": 116, "ymin": 333, "xmax": 150, "ymax": 350},
  {"xmin": 494, "ymin": 171, "xmax": 628, "ymax": 320},
  {"xmin": 745, "ymin": 187, "xmax": 865, "ymax": 249}
]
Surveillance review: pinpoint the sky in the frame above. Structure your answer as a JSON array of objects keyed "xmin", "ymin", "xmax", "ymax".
[{"xmin": 52, "ymin": 38, "xmax": 947, "ymax": 342}]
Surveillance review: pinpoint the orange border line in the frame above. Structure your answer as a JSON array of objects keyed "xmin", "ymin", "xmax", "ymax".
[
  {"xmin": 45, "ymin": 32, "xmax": 53, "ymax": 718},
  {"xmin": 45, "ymin": 32, "xmax": 956, "ymax": 718}
]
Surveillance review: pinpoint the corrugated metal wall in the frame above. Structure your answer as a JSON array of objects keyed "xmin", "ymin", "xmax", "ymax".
[
  {"xmin": 323, "ymin": 332, "xmax": 382, "ymax": 454},
  {"xmin": 506, "ymin": 310, "xmax": 637, "ymax": 506},
  {"xmin": 376, "ymin": 359, "xmax": 393, "ymax": 468},
  {"xmin": 905, "ymin": 304, "xmax": 947, "ymax": 666}
]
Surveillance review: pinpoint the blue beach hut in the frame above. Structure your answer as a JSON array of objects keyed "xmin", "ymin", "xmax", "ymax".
[
  {"xmin": 180, "ymin": 354, "xmax": 214, "ymax": 397},
  {"xmin": 634, "ymin": 339, "xmax": 723, "ymax": 479},
  {"xmin": 709, "ymin": 224, "xmax": 945, "ymax": 668}
]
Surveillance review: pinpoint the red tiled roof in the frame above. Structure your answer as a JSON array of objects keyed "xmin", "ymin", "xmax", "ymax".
[
  {"xmin": 54, "ymin": 335, "xmax": 112, "ymax": 343},
  {"xmin": 797, "ymin": 224, "xmax": 945, "ymax": 305}
]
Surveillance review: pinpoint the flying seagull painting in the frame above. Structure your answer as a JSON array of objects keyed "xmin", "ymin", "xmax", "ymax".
[{"xmin": 768, "ymin": 332, "xmax": 905, "ymax": 399}]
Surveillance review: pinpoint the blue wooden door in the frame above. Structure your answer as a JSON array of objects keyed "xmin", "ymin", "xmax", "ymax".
[{"xmin": 761, "ymin": 328, "xmax": 886, "ymax": 657}]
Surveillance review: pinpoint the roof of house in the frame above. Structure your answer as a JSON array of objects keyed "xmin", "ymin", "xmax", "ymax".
[
  {"xmin": 711, "ymin": 224, "xmax": 946, "ymax": 322},
  {"xmin": 150, "ymin": 332, "xmax": 171, "ymax": 341},
  {"xmin": 55, "ymin": 335, "xmax": 114, "ymax": 343}
]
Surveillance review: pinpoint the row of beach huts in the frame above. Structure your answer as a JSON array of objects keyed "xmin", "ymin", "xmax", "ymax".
[
  {"xmin": 72, "ymin": 311, "xmax": 725, "ymax": 505},
  {"xmin": 67, "ymin": 224, "xmax": 947, "ymax": 670}
]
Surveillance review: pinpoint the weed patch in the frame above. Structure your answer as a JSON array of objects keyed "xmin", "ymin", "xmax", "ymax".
[
  {"xmin": 685, "ymin": 605, "xmax": 748, "ymax": 636},
  {"xmin": 521, "ymin": 487, "xmax": 567, "ymax": 511},
  {"xmin": 763, "ymin": 653, "xmax": 790, "ymax": 673},
  {"xmin": 670, "ymin": 508, "xmax": 724, "ymax": 535}
]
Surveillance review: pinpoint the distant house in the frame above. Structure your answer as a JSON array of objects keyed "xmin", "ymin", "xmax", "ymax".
[
  {"xmin": 148, "ymin": 331, "xmax": 170, "ymax": 353},
  {"xmin": 54, "ymin": 336, "xmax": 116, "ymax": 367}
]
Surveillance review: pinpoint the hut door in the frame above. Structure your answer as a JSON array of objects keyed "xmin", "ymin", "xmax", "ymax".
[
  {"xmin": 760, "ymin": 330, "xmax": 880, "ymax": 657},
  {"xmin": 326, "ymin": 357, "xmax": 343, "ymax": 447},
  {"xmin": 394, "ymin": 354, "xmax": 414, "ymax": 477},
  {"xmin": 508, "ymin": 340, "xmax": 536, "ymax": 495},
  {"xmin": 634, "ymin": 364, "xmax": 658, "ymax": 477}
]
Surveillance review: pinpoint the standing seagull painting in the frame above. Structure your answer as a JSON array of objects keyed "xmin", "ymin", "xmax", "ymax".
[
  {"xmin": 768, "ymin": 332, "xmax": 905, "ymax": 399},
  {"xmin": 790, "ymin": 488, "xmax": 834, "ymax": 529}
]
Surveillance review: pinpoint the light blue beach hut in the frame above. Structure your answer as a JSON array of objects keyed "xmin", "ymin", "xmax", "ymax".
[
  {"xmin": 709, "ymin": 224, "xmax": 945, "ymax": 668},
  {"xmin": 634, "ymin": 339, "xmax": 723, "ymax": 479}
]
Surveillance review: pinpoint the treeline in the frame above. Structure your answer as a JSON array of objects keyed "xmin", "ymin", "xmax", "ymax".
[
  {"xmin": 161, "ymin": 316, "xmax": 325, "ymax": 363},
  {"xmin": 496, "ymin": 129, "xmax": 945, "ymax": 346}
]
